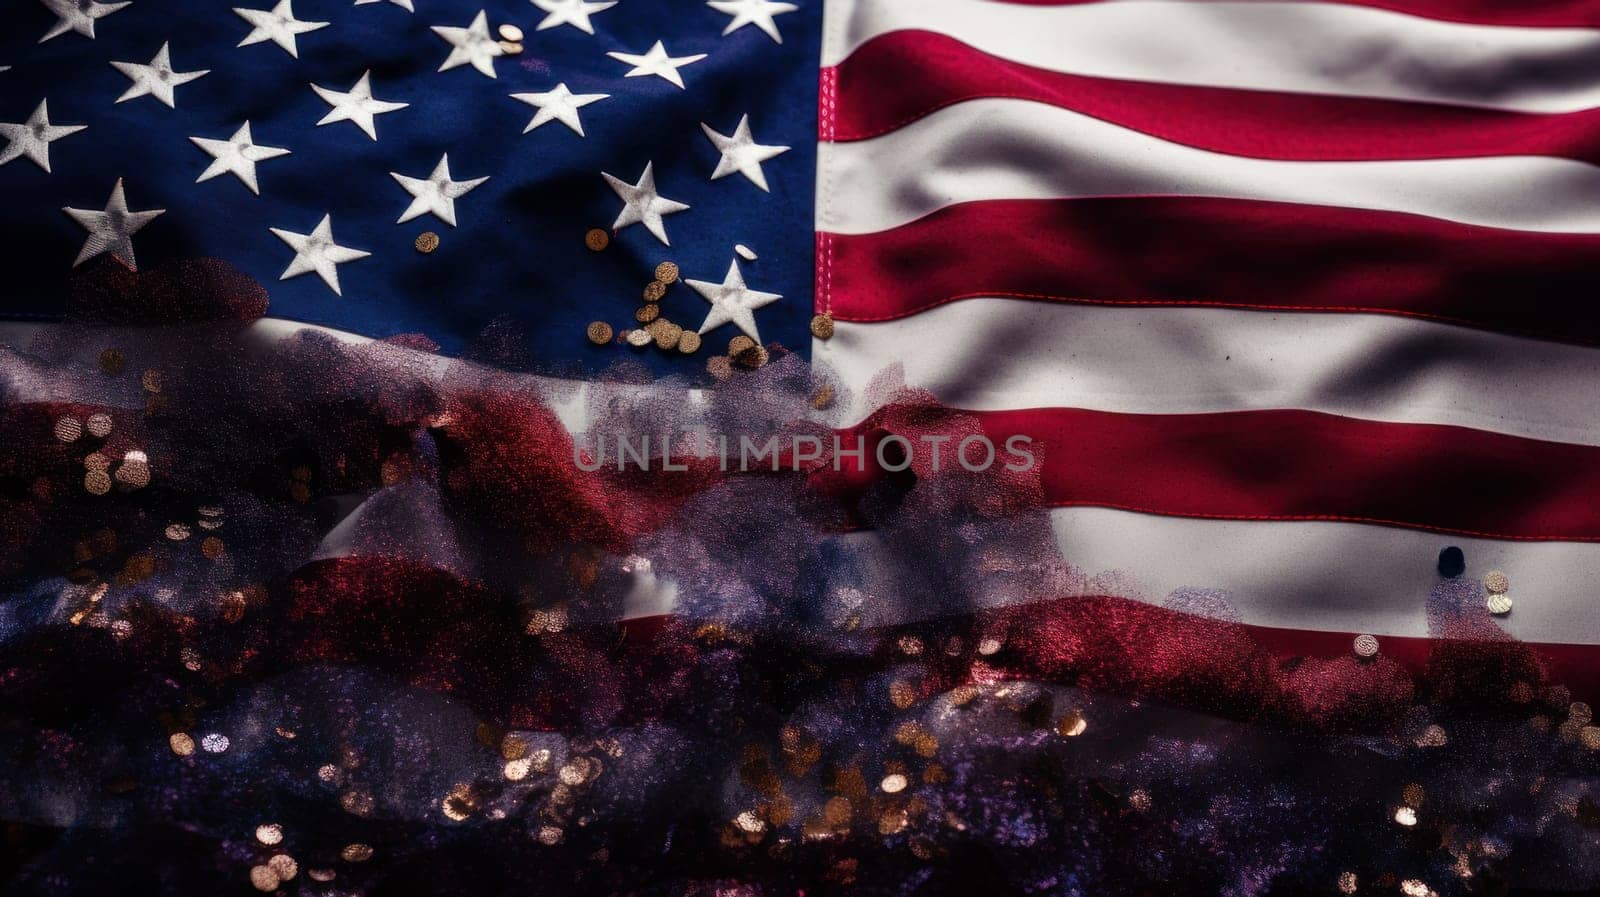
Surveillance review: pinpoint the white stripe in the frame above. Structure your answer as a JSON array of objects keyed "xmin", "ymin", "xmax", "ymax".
[
  {"xmin": 1047, "ymin": 506, "xmax": 1600, "ymax": 643},
  {"xmin": 816, "ymin": 98, "xmax": 1600, "ymax": 235},
  {"xmin": 815, "ymin": 301, "xmax": 1600, "ymax": 446},
  {"xmin": 820, "ymin": 0, "xmax": 1600, "ymax": 113}
]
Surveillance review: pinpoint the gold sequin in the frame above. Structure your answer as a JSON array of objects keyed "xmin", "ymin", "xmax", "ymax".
[
  {"xmin": 115, "ymin": 451, "xmax": 151, "ymax": 489},
  {"xmin": 256, "ymin": 824, "xmax": 284, "ymax": 846},
  {"xmin": 653, "ymin": 320, "xmax": 683, "ymax": 350},
  {"xmin": 85, "ymin": 413, "xmax": 112, "ymax": 439},
  {"xmin": 1394, "ymin": 806, "xmax": 1418, "ymax": 826},
  {"xmin": 810, "ymin": 313, "xmax": 834, "ymax": 340},
  {"xmin": 707, "ymin": 356, "xmax": 732, "ymax": 380},
  {"xmin": 249, "ymin": 865, "xmax": 279, "ymax": 892},
  {"xmin": 735, "ymin": 244, "xmax": 757, "ymax": 261},
  {"xmin": 635, "ymin": 304, "xmax": 660, "ymax": 324},
  {"xmin": 728, "ymin": 335, "xmax": 755, "ymax": 357},
  {"xmin": 169, "ymin": 732, "xmax": 195, "ymax": 756},
  {"xmin": 1353, "ymin": 633, "xmax": 1379, "ymax": 659},
  {"xmin": 504, "ymin": 758, "xmax": 533, "ymax": 781},
  {"xmin": 266, "ymin": 854, "xmax": 298, "ymax": 881},
  {"xmin": 586, "ymin": 321, "xmax": 613, "ymax": 344},
  {"xmin": 643, "ymin": 280, "xmax": 667, "ymax": 302},
  {"xmin": 84, "ymin": 470, "xmax": 112, "ymax": 495},
  {"xmin": 811, "ymin": 385, "xmax": 835, "ymax": 410},
  {"xmin": 1487, "ymin": 593, "xmax": 1514, "ymax": 616},
  {"xmin": 415, "ymin": 231, "xmax": 441, "ymax": 254},
  {"xmin": 1582, "ymin": 726, "xmax": 1600, "ymax": 750},
  {"xmin": 584, "ymin": 228, "xmax": 610, "ymax": 251},
  {"xmin": 99, "ymin": 348, "xmax": 126, "ymax": 375},
  {"xmin": 880, "ymin": 773, "xmax": 908, "ymax": 794},
  {"xmin": 341, "ymin": 844, "xmax": 374, "ymax": 863},
  {"xmin": 54, "ymin": 416, "xmax": 84, "ymax": 442},
  {"xmin": 1484, "ymin": 570, "xmax": 1510, "ymax": 594},
  {"xmin": 165, "ymin": 523, "xmax": 191, "ymax": 541},
  {"xmin": 733, "ymin": 343, "xmax": 768, "ymax": 369},
  {"xmin": 677, "ymin": 330, "xmax": 701, "ymax": 354},
  {"xmin": 655, "ymin": 261, "xmax": 679, "ymax": 284},
  {"xmin": 1056, "ymin": 711, "xmax": 1087, "ymax": 737},
  {"xmin": 537, "ymin": 825, "xmax": 563, "ymax": 845},
  {"xmin": 498, "ymin": 23, "xmax": 523, "ymax": 40},
  {"xmin": 498, "ymin": 39, "xmax": 523, "ymax": 54},
  {"xmin": 141, "ymin": 369, "xmax": 162, "ymax": 393},
  {"xmin": 626, "ymin": 328, "xmax": 653, "ymax": 347},
  {"xmin": 201, "ymin": 536, "xmax": 225, "ymax": 560}
]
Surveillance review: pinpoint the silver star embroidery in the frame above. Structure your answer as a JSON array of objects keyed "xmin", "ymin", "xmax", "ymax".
[
  {"xmin": 270, "ymin": 214, "xmax": 370, "ymax": 296},
  {"xmin": 390, "ymin": 153, "xmax": 488, "ymax": 227},
  {"xmin": 111, "ymin": 42, "xmax": 209, "ymax": 108},
  {"xmin": 688, "ymin": 258, "xmax": 781, "ymax": 342},
  {"xmin": 234, "ymin": 0, "xmax": 328, "ymax": 57},
  {"xmin": 707, "ymin": 0, "xmax": 796, "ymax": 43},
  {"xmin": 62, "ymin": 178, "xmax": 163, "ymax": 270},
  {"xmin": 190, "ymin": 121, "xmax": 290, "ymax": 196},
  {"xmin": 0, "ymin": 100, "xmax": 86, "ymax": 172},
  {"xmin": 606, "ymin": 41, "xmax": 707, "ymax": 90},
  {"xmin": 354, "ymin": 0, "xmax": 413, "ymax": 11},
  {"xmin": 510, "ymin": 83, "xmax": 607, "ymax": 136},
  {"xmin": 701, "ymin": 115, "xmax": 789, "ymax": 192},
  {"xmin": 532, "ymin": 0, "xmax": 615, "ymax": 34},
  {"xmin": 601, "ymin": 161, "xmax": 689, "ymax": 246},
  {"xmin": 312, "ymin": 71, "xmax": 408, "ymax": 140},
  {"xmin": 433, "ymin": 10, "xmax": 502, "ymax": 78},
  {"xmin": 38, "ymin": 0, "xmax": 130, "ymax": 43}
]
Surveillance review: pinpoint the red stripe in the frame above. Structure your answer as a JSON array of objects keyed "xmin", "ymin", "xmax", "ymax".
[
  {"xmin": 824, "ymin": 30, "xmax": 1600, "ymax": 163},
  {"xmin": 855, "ymin": 406, "xmax": 1600, "ymax": 541},
  {"xmin": 823, "ymin": 196, "xmax": 1600, "ymax": 345},
  {"xmin": 982, "ymin": 0, "xmax": 1600, "ymax": 28}
]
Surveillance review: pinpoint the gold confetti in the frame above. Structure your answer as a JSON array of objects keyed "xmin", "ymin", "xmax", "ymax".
[
  {"xmin": 635, "ymin": 304, "xmax": 660, "ymax": 324},
  {"xmin": 584, "ymin": 228, "xmax": 609, "ymax": 251},
  {"xmin": 677, "ymin": 330, "xmax": 701, "ymax": 354},
  {"xmin": 586, "ymin": 321, "xmax": 613, "ymax": 345},
  {"xmin": 498, "ymin": 23, "xmax": 523, "ymax": 40},
  {"xmin": 341, "ymin": 843, "xmax": 374, "ymax": 863},
  {"xmin": 643, "ymin": 280, "xmax": 667, "ymax": 302},
  {"xmin": 653, "ymin": 320, "xmax": 683, "ymax": 350},
  {"xmin": 655, "ymin": 261, "xmax": 679, "ymax": 284},
  {"xmin": 54, "ymin": 416, "xmax": 83, "ymax": 442},
  {"xmin": 99, "ymin": 348, "xmax": 126, "ymax": 374},
  {"xmin": 169, "ymin": 732, "xmax": 195, "ymax": 756},
  {"xmin": 810, "ymin": 313, "xmax": 834, "ymax": 340},
  {"xmin": 141, "ymin": 369, "xmax": 162, "ymax": 393},
  {"xmin": 415, "ymin": 231, "xmax": 440, "ymax": 253}
]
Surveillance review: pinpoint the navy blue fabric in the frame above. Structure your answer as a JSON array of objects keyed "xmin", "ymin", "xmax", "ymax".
[{"xmin": 0, "ymin": 0, "xmax": 820, "ymax": 372}]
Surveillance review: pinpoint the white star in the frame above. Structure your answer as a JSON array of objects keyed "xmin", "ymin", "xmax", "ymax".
[
  {"xmin": 270, "ymin": 214, "xmax": 370, "ymax": 296},
  {"xmin": 700, "ymin": 115, "xmax": 789, "ymax": 192},
  {"xmin": 234, "ymin": 0, "xmax": 327, "ymax": 58},
  {"xmin": 601, "ymin": 161, "xmax": 689, "ymax": 246},
  {"xmin": 607, "ymin": 41, "xmax": 707, "ymax": 90},
  {"xmin": 433, "ymin": 10, "xmax": 502, "ymax": 78},
  {"xmin": 531, "ymin": 0, "xmax": 615, "ymax": 34},
  {"xmin": 687, "ymin": 258, "xmax": 781, "ymax": 342},
  {"xmin": 510, "ymin": 83, "xmax": 607, "ymax": 136},
  {"xmin": 0, "ymin": 100, "xmax": 85, "ymax": 172},
  {"xmin": 311, "ymin": 71, "xmax": 408, "ymax": 140},
  {"xmin": 390, "ymin": 153, "xmax": 488, "ymax": 227},
  {"xmin": 38, "ymin": 0, "xmax": 130, "ymax": 43},
  {"xmin": 62, "ymin": 178, "xmax": 163, "ymax": 270},
  {"xmin": 354, "ymin": 0, "xmax": 412, "ymax": 10},
  {"xmin": 707, "ymin": 0, "xmax": 796, "ymax": 43},
  {"xmin": 110, "ymin": 42, "xmax": 209, "ymax": 109},
  {"xmin": 189, "ymin": 121, "xmax": 290, "ymax": 196}
]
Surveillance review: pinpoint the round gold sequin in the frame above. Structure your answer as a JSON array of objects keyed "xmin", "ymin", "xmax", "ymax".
[
  {"xmin": 84, "ymin": 470, "xmax": 112, "ymax": 495},
  {"xmin": 165, "ymin": 523, "xmax": 191, "ymax": 541},
  {"xmin": 1582, "ymin": 726, "xmax": 1600, "ymax": 750},
  {"xmin": 1394, "ymin": 806, "xmax": 1418, "ymax": 826},
  {"xmin": 635, "ymin": 304, "xmax": 660, "ymax": 324},
  {"xmin": 84, "ymin": 452, "xmax": 110, "ymax": 471},
  {"xmin": 99, "ymin": 348, "xmax": 126, "ymax": 374},
  {"xmin": 256, "ymin": 823, "xmax": 284, "ymax": 846},
  {"xmin": 707, "ymin": 356, "xmax": 732, "ymax": 380},
  {"xmin": 626, "ymin": 328, "xmax": 653, "ymax": 347},
  {"xmin": 810, "ymin": 313, "xmax": 834, "ymax": 340},
  {"xmin": 880, "ymin": 773, "xmax": 908, "ymax": 794},
  {"xmin": 653, "ymin": 320, "xmax": 682, "ymax": 350},
  {"xmin": 733, "ymin": 343, "xmax": 768, "ymax": 369},
  {"xmin": 728, "ymin": 335, "xmax": 755, "ymax": 357},
  {"xmin": 341, "ymin": 844, "xmax": 374, "ymax": 863},
  {"xmin": 498, "ymin": 23, "xmax": 523, "ymax": 40},
  {"xmin": 504, "ymin": 758, "xmax": 533, "ymax": 781},
  {"xmin": 202, "ymin": 537, "xmax": 225, "ymax": 560},
  {"xmin": 643, "ymin": 280, "xmax": 667, "ymax": 303},
  {"xmin": 86, "ymin": 413, "xmax": 113, "ymax": 438},
  {"xmin": 1487, "ymin": 593, "xmax": 1514, "ymax": 616},
  {"xmin": 1399, "ymin": 880, "xmax": 1430, "ymax": 897},
  {"xmin": 249, "ymin": 865, "xmax": 280, "ymax": 892},
  {"xmin": 266, "ymin": 854, "xmax": 298, "ymax": 881},
  {"xmin": 1353, "ymin": 633, "xmax": 1379, "ymax": 659},
  {"xmin": 415, "ymin": 231, "xmax": 441, "ymax": 254},
  {"xmin": 585, "ymin": 228, "xmax": 610, "ymax": 251},
  {"xmin": 677, "ymin": 330, "xmax": 701, "ymax": 354},
  {"xmin": 169, "ymin": 732, "xmax": 195, "ymax": 756},
  {"xmin": 1484, "ymin": 570, "xmax": 1510, "ymax": 594},
  {"xmin": 654, "ymin": 261, "xmax": 679, "ymax": 284},
  {"xmin": 141, "ymin": 369, "xmax": 162, "ymax": 393},
  {"xmin": 498, "ymin": 39, "xmax": 523, "ymax": 54},
  {"xmin": 735, "ymin": 243, "xmax": 757, "ymax": 261},
  {"xmin": 115, "ymin": 451, "xmax": 151, "ymax": 489},
  {"xmin": 201, "ymin": 733, "xmax": 230, "ymax": 753},
  {"xmin": 537, "ymin": 825, "xmax": 563, "ymax": 846},
  {"xmin": 1338, "ymin": 872, "xmax": 1358, "ymax": 895},
  {"xmin": 54, "ymin": 416, "xmax": 83, "ymax": 442},
  {"xmin": 586, "ymin": 321, "xmax": 613, "ymax": 345},
  {"xmin": 1056, "ymin": 711, "xmax": 1087, "ymax": 737},
  {"xmin": 308, "ymin": 869, "xmax": 336, "ymax": 883}
]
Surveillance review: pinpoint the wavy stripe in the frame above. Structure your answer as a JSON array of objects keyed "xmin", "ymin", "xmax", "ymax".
[
  {"xmin": 984, "ymin": 0, "xmax": 1600, "ymax": 28},
  {"xmin": 819, "ymin": 0, "xmax": 1600, "ymax": 113},
  {"xmin": 813, "ymin": 301, "xmax": 1600, "ymax": 446},
  {"xmin": 1046, "ymin": 507, "xmax": 1600, "ymax": 643},
  {"xmin": 815, "ymin": 98, "xmax": 1600, "ymax": 234},
  {"xmin": 894, "ymin": 405, "xmax": 1600, "ymax": 541},
  {"xmin": 825, "ymin": 30, "xmax": 1600, "ymax": 162},
  {"xmin": 821, "ymin": 197, "xmax": 1600, "ymax": 344}
]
